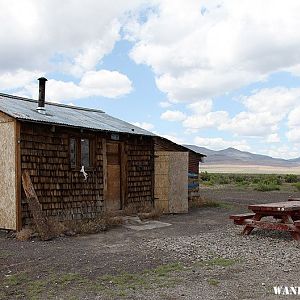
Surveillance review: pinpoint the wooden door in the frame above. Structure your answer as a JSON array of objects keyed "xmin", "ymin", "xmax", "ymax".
[{"xmin": 106, "ymin": 142, "xmax": 121, "ymax": 211}]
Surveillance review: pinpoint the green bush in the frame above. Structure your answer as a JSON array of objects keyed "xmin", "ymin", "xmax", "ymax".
[
  {"xmin": 217, "ymin": 175, "xmax": 230, "ymax": 184},
  {"xmin": 285, "ymin": 174, "xmax": 298, "ymax": 183},
  {"xmin": 254, "ymin": 183, "xmax": 280, "ymax": 192},
  {"xmin": 200, "ymin": 171, "xmax": 211, "ymax": 181},
  {"xmin": 293, "ymin": 182, "xmax": 300, "ymax": 191}
]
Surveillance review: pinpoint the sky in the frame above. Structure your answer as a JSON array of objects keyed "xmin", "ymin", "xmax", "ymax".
[{"xmin": 1, "ymin": 0, "xmax": 300, "ymax": 159}]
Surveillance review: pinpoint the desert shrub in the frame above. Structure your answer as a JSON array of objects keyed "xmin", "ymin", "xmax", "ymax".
[
  {"xmin": 188, "ymin": 195, "xmax": 205, "ymax": 208},
  {"xmin": 285, "ymin": 174, "xmax": 298, "ymax": 183},
  {"xmin": 293, "ymin": 182, "xmax": 300, "ymax": 191},
  {"xmin": 252, "ymin": 177, "xmax": 261, "ymax": 184},
  {"xmin": 254, "ymin": 182, "xmax": 280, "ymax": 192},
  {"xmin": 200, "ymin": 171, "xmax": 212, "ymax": 181},
  {"xmin": 217, "ymin": 175, "xmax": 231, "ymax": 184},
  {"xmin": 16, "ymin": 228, "xmax": 34, "ymax": 241}
]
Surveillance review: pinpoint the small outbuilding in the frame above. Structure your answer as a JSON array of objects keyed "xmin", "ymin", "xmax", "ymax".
[{"xmin": 0, "ymin": 78, "xmax": 204, "ymax": 230}]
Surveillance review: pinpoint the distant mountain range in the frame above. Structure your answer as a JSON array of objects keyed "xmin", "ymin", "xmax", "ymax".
[{"xmin": 183, "ymin": 145, "xmax": 300, "ymax": 167}]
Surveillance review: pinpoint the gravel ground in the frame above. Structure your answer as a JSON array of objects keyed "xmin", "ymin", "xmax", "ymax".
[{"xmin": 1, "ymin": 185, "xmax": 300, "ymax": 299}]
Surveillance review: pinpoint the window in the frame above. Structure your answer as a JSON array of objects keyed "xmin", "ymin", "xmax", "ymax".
[
  {"xmin": 70, "ymin": 138, "xmax": 77, "ymax": 167},
  {"xmin": 81, "ymin": 139, "xmax": 90, "ymax": 167},
  {"xmin": 70, "ymin": 137, "xmax": 93, "ymax": 168}
]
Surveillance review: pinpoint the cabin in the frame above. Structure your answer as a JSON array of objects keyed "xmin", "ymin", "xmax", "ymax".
[{"xmin": 0, "ymin": 78, "xmax": 204, "ymax": 231}]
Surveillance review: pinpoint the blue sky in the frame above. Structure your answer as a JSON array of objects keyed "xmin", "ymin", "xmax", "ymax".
[{"xmin": 1, "ymin": 0, "xmax": 300, "ymax": 159}]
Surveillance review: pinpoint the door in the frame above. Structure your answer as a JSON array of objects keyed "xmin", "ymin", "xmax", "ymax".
[{"xmin": 106, "ymin": 142, "xmax": 121, "ymax": 211}]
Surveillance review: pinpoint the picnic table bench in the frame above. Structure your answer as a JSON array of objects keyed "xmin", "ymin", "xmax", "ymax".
[{"xmin": 230, "ymin": 201, "xmax": 300, "ymax": 240}]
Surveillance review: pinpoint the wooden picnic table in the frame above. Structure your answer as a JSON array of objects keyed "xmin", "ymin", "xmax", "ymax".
[{"xmin": 230, "ymin": 201, "xmax": 300, "ymax": 240}]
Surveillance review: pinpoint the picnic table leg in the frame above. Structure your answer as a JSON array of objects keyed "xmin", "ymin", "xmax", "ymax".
[
  {"xmin": 291, "ymin": 232, "xmax": 300, "ymax": 241},
  {"xmin": 281, "ymin": 215, "xmax": 300, "ymax": 241},
  {"xmin": 242, "ymin": 214, "xmax": 262, "ymax": 235}
]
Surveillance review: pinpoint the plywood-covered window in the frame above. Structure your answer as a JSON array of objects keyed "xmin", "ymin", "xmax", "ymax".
[{"xmin": 70, "ymin": 137, "xmax": 93, "ymax": 168}]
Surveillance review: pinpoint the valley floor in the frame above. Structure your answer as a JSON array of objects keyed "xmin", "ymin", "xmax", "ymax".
[{"xmin": 201, "ymin": 164, "xmax": 300, "ymax": 174}]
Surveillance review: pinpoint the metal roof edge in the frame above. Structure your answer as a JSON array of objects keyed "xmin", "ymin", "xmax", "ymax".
[{"xmin": 0, "ymin": 92, "xmax": 105, "ymax": 113}]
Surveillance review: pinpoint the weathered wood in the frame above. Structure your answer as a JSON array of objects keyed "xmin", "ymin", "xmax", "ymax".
[
  {"xmin": 231, "ymin": 201, "xmax": 300, "ymax": 240},
  {"xmin": 21, "ymin": 170, "xmax": 53, "ymax": 240},
  {"xmin": 229, "ymin": 213, "xmax": 255, "ymax": 221},
  {"xmin": 0, "ymin": 113, "xmax": 17, "ymax": 230},
  {"xmin": 15, "ymin": 121, "xmax": 22, "ymax": 231},
  {"xmin": 120, "ymin": 142, "xmax": 128, "ymax": 209}
]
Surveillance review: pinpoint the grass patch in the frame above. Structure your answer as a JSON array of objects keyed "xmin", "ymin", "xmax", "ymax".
[
  {"xmin": 293, "ymin": 182, "xmax": 300, "ymax": 191},
  {"xmin": 1, "ymin": 262, "xmax": 185, "ymax": 299},
  {"xmin": 207, "ymin": 278, "xmax": 220, "ymax": 286},
  {"xmin": 254, "ymin": 183, "xmax": 281, "ymax": 192},
  {"xmin": 204, "ymin": 258, "xmax": 237, "ymax": 267},
  {"xmin": 0, "ymin": 250, "xmax": 11, "ymax": 259},
  {"xmin": 199, "ymin": 172, "xmax": 296, "ymax": 190},
  {"xmin": 202, "ymin": 200, "xmax": 233, "ymax": 209}
]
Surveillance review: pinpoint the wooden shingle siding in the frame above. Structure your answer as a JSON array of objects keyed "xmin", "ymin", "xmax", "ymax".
[
  {"xmin": 127, "ymin": 137, "xmax": 154, "ymax": 211},
  {"xmin": 20, "ymin": 123, "xmax": 104, "ymax": 225}
]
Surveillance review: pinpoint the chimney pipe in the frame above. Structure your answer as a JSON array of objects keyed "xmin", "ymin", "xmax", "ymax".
[{"xmin": 37, "ymin": 77, "xmax": 47, "ymax": 113}]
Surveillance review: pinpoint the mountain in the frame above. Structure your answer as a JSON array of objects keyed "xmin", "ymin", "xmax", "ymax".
[{"xmin": 183, "ymin": 145, "xmax": 300, "ymax": 167}]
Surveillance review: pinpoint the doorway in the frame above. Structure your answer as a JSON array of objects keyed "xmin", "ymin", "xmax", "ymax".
[{"xmin": 106, "ymin": 142, "xmax": 121, "ymax": 211}]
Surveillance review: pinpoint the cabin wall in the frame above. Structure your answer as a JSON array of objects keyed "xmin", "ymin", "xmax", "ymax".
[
  {"xmin": 0, "ymin": 114, "xmax": 17, "ymax": 230},
  {"xmin": 20, "ymin": 123, "xmax": 104, "ymax": 225},
  {"xmin": 20, "ymin": 123, "xmax": 154, "ymax": 225}
]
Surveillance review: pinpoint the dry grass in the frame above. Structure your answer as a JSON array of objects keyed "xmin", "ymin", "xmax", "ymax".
[
  {"xmin": 189, "ymin": 195, "xmax": 205, "ymax": 208},
  {"xmin": 17, "ymin": 206, "xmax": 163, "ymax": 240},
  {"xmin": 138, "ymin": 207, "xmax": 163, "ymax": 220},
  {"xmin": 16, "ymin": 228, "xmax": 34, "ymax": 241}
]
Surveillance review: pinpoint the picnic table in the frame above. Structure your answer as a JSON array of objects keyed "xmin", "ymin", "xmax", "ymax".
[{"xmin": 230, "ymin": 201, "xmax": 300, "ymax": 240}]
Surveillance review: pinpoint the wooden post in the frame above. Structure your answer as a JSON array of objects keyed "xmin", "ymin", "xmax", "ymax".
[{"xmin": 21, "ymin": 170, "xmax": 53, "ymax": 240}]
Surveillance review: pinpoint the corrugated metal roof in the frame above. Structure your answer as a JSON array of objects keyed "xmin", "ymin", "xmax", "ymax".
[{"xmin": 0, "ymin": 93, "xmax": 156, "ymax": 136}]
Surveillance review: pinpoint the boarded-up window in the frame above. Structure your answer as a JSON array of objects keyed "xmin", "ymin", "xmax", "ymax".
[
  {"xmin": 70, "ymin": 138, "xmax": 77, "ymax": 167},
  {"xmin": 81, "ymin": 139, "xmax": 90, "ymax": 167}
]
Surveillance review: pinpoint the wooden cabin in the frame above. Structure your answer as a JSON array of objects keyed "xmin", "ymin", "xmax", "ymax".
[{"xmin": 0, "ymin": 79, "xmax": 204, "ymax": 230}]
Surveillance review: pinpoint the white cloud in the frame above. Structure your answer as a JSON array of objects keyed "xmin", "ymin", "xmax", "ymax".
[
  {"xmin": 159, "ymin": 101, "xmax": 172, "ymax": 108},
  {"xmin": 266, "ymin": 133, "xmax": 280, "ymax": 143},
  {"xmin": 160, "ymin": 110, "xmax": 186, "ymax": 121},
  {"xmin": 183, "ymin": 111, "xmax": 229, "ymax": 130},
  {"xmin": 132, "ymin": 122, "xmax": 154, "ymax": 131},
  {"xmin": 242, "ymin": 87, "xmax": 300, "ymax": 115},
  {"xmin": 218, "ymin": 87, "xmax": 300, "ymax": 137},
  {"xmin": 286, "ymin": 128, "xmax": 300, "ymax": 143},
  {"xmin": 128, "ymin": 0, "xmax": 300, "ymax": 102},
  {"xmin": 17, "ymin": 70, "xmax": 132, "ymax": 102},
  {"xmin": 159, "ymin": 134, "xmax": 186, "ymax": 145},
  {"xmin": 193, "ymin": 136, "xmax": 250, "ymax": 152},
  {"xmin": 288, "ymin": 106, "xmax": 300, "ymax": 128},
  {"xmin": 187, "ymin": 99, "xmax": 213, "ymax": 115},
  {"xmin": 0, "ymin": 69, "xmax": 43, "ymax": 90},
  {"xmin": 220, "ymin": 111, "xmax": 280, "ymax": 137},
  {"xmin": 80, "ymin": 70, "xmax": 133, "ymax": 98},
  {"xmin": 266, "ymin": 146, "xmax": 300, "ymax": 159},
  {"xmin": 0, "ymin": 0, "xmax": 145, "ymax": 74}
]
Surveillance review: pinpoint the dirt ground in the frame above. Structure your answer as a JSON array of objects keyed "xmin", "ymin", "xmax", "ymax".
[{"xmin": 1, "ymin": 185, "xmax": 300, "ymax": 300}]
